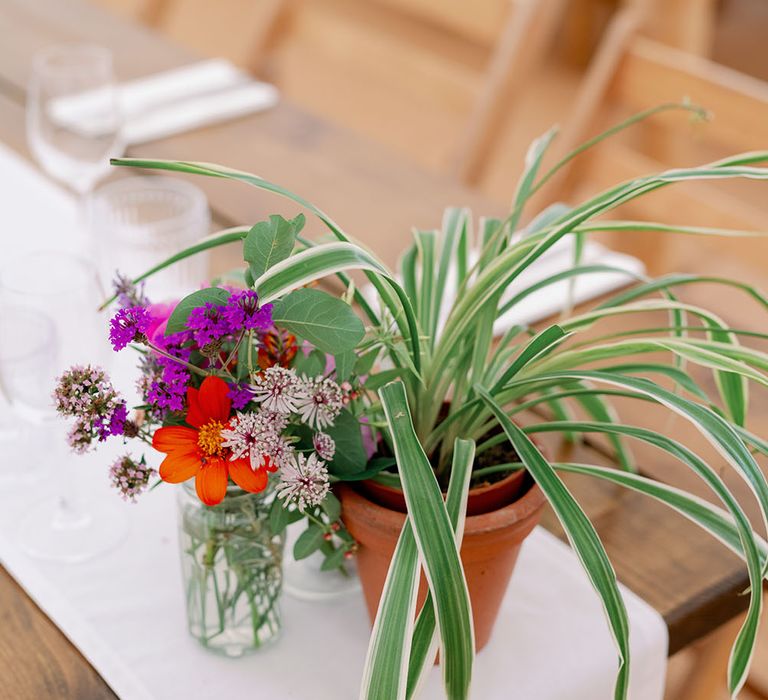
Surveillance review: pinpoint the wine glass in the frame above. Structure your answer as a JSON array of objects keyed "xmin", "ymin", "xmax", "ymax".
[
  {"xmin": 27, "ymin": 45, "xmax": 123, "ymax": 220},
  {"xmin": 0, "ymin": 305, "xmax": 59, "ymax": 484},
  {"xmin": 0, "ymin": 252, "xmax": 126, "ymax": 563}
]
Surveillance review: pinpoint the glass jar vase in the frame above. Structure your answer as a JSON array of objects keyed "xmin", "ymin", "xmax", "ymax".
[{"xmin": 177, "ymin": 482, "xmax": 284, "ymax": 656}]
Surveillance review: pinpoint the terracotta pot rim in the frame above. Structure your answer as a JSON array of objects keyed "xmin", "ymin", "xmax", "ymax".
[{"xmin": 339, "ymin": 476, "xmax": 546, "ymax": 536}]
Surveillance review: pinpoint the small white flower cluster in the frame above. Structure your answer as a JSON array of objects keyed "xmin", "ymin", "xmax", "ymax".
[
  {"xmin": 223, "ymin": 365, "xmax": 345, "ymax": 511},
  {"xmin": 251, "ymin": 366, "xmax": 344, "ymax": 429},
  {"xmin": 275, "ymin": 453, "xmax": 330, "ymax": 512}
]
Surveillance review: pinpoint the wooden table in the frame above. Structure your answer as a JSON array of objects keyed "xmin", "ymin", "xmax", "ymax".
[{"xmin": 0, "ymin": 1, "xmax": 762, "ymax": 698}]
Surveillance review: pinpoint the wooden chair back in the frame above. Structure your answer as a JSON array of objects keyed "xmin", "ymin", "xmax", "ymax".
[{"xmin": 534, "ymin": 7, "xmax": 768, "ymax": 274}]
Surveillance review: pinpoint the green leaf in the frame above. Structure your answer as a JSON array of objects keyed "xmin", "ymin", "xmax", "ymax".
[
  {"xmin": 406, "ymin": 439, "xmax": 475, "ymax": 699},
  {"xmin": 490, "ymin": 324, "xmax": 567, "ymax": 392},
  {"xmin": 334, "ymin": 349, "xmax": 356, "ymax": 383},
  {"xmin": 166, "ymin": 287, "xmax": 230, "ymax": 335},
  {"xmin": 502, "ymin": 370, "xmax": 768, "ymax": 577},
  {"xmin": 236, "ymin": 333, "xmax": 256, "ymax": 381},
  {"xmin": 477, "ymin": 386, "xmax": 630, "ymax": 700},
  {"xmin": 294, "ymin": 524, "xmax": 325, "ymax": 560},
  {"xmin": 321, "ymin": 546, "xmax": 347, "ymax": 572},
  {"xmin": 355, "ymin": 347, "xmax": 380, "ymax": 376},
  {"xmin": 271, "ymin": 288, "xmax": 364, "ymax": 355},
  {"xmin": 378, "ymin": 381, "xmax": 474, "ymax": 700},
  {"xmin": 268, "ymin": 498, "xmax": 303, "ymax": 535},
  {"xmin": 325, "ymin": 409, "xmax": 367, "ymax": 477},
  {"xmin": 293, "ymin": 348, "xmax": 326, "ymax": 378},
  {"xmin": 364, "ymin": 369, "xmax": 406, "ymax": 392},
  {"xmin": 323, "ymin": 492, "xmax": 342, "ymax": 521},
  {"xmin": 359, "ymin": 506, "xmax": 420, "ymax": 700},
  {"xmin": 244, "ymin": 213, "xmax": 304, "ymax": 279},
  {"xmin": 360, "ymin": 436, "xmax": 474, "ymax": 700}
]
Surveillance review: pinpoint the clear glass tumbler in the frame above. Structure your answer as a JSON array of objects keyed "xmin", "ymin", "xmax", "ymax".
[{"xmin": 90, "ymin": 176, "xmax": 210, "ymax": 301}]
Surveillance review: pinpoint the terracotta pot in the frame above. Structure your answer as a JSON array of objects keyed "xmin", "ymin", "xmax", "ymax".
[
  {"xmin": 339, "ymin": 473, "xmax": 546, "ymax": 652},
  {"xmin": 358, "ymin": 468, "xmax": 527, "ymax": 517}
]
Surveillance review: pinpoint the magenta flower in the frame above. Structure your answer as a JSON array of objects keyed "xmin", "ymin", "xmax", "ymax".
[
  {"xmin": 187, "ymin": 302, "xmax": 231, "ymax": 347},
  {"xmin": 227, "ymin": 382, "xmax": 255, "ymax": 410},
  {"xmin": 223, "ymin": 290, "xmax": 273, "ymax": 332},
  {"xmin": 109, "ymin": 306, "xmax": 151, "ymax": 351}
]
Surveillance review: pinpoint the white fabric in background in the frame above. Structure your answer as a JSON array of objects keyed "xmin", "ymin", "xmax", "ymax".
[{"xmin": 0, "ymin": 142, "xmax": 667, "ymax": 699}]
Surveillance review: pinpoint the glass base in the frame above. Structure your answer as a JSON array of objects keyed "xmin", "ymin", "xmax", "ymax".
[
  {"xmin": 19, "ymin": 496, "xmax": 127, "ymax": 564},
  {"xmin": 190, "ymin": 621, "xmax": 283, "ymax": 658},
  {"xmin": 284, "ymin": 550, "xmax": 361, "ymax": 602}
]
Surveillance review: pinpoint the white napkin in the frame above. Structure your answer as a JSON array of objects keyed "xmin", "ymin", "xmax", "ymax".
[
  {"xmin": 50, "ymin": 58, "xmax": 279, "ymax": 145},
  {"xmin": 488, "ymin": 238, "xmax": 645, "ymax": 333}
]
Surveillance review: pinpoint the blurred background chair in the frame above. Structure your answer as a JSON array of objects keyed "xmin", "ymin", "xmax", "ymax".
[{"xmin": 532, "ymin": 4, "xmax": 768, "ymax": 280}]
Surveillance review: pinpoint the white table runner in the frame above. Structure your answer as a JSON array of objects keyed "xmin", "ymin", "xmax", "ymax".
[{"xmin": 0, "ymin": 141, "xmax": 667, "ymax": 699}]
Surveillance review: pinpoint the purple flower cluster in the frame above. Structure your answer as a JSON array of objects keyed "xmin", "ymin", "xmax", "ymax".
[
  {"xmin": 141, "ymin": 331, "xmax": 192, "ymax": 416},
  {"xmin": 223, "ymin": 290, "xmax": 273, "ymax": 332},
  {"xmin": 187, "ymin": 290, "xmax": 273, "ymax": 349},
  {"xmin": 187, "ymin": 302, "xmax": 231, "ymax": 348},
  {"xmin": 112, "ymin": 272, "xmax": 149, "ymax": 309},
  {"xmin": 109, "ymin": 454, "xmax": 156, "ymax": 502},
  {"xmin": 109, "ymin": 306, "xmax": 151, "ymax": 351},
  {"xmin": 227, "ymin": 382, "xmax": 255, "ymax": 410},
  {"xmin": 53, "ymin": 365, "xmax": 128, "ymax": 453}
]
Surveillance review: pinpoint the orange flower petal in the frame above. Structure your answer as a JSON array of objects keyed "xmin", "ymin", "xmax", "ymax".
[
  {"xmin": 185, "ymin": 385, "xmax": 206, "ymax": 428},
  {"xmin": 229, "ymin": 458, "xmax": 269, "ymax": 493},
  {"xmin": 159, "ymin": 450, "xmax": 200, "ymax": 483},
  {"xmin": 195, "ymin": 458, "xmax": 229, "ymax": 506},
  {"xmin": 198, "ymin": 375, "xmax": 232, "ymax": 423},
  {"xmin": 153, "ymin": 426, "xmax": 198, "ymax": 454}
]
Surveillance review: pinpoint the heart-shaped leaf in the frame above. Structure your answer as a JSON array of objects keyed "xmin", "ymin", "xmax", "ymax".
[
  {"xmin": 271, "ymin": 288, "xmax": 364, "ymax": 354},
  {"xmin": 244, "ymin": 214, "xmax": 305, "ymax": 280}
]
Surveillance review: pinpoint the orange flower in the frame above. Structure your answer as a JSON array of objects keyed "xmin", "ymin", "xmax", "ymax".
[{"xmin": 152, "ymin": 375, "xmax": 270, "ymax": 506}]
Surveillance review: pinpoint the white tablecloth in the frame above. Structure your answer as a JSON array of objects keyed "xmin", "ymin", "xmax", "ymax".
[{"xmin": 0, "ymin": 142, "xmax": 667, "ymax": 699}]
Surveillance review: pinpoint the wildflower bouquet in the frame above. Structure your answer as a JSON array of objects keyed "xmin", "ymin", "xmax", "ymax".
[
  {"xmin": 56, "ymin": 104, "xmax": 768, "ymax": 698},
  {"xmin": 56, "ymin": 270, "xmax": 362, "ymax": 559}
]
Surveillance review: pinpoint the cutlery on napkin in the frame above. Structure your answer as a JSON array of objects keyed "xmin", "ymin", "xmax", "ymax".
[{"xmin": 50, "ymin": 58, "xmax": 280, "ymax": 145}]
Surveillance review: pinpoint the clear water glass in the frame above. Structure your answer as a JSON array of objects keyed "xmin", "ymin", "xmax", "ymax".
[
  {"xmin": 90, "ymin": 176, "xmax": 211, "ymax": 300},
  {"xmin": 0, "ymin": 306, "xmax": 59, "ymax": 483},
  {"xmin": 27, "ymin": 44, "xmax": 123, "ymax": 197}
]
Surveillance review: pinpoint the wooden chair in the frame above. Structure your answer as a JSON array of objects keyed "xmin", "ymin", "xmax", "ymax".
[{"xmin": 529, "ymin": 5, "xmax": 768, "ymax": 276}]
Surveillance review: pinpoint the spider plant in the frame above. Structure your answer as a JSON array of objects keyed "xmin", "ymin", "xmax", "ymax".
[{"xmin": 109, "ymin": 103, "xmax": 768, "ymax": 700}]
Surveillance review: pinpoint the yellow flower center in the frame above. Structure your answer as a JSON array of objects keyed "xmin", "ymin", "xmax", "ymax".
[{"xmin": 197, "ymin": 420, "xmax": 226, "ymax": 457}]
